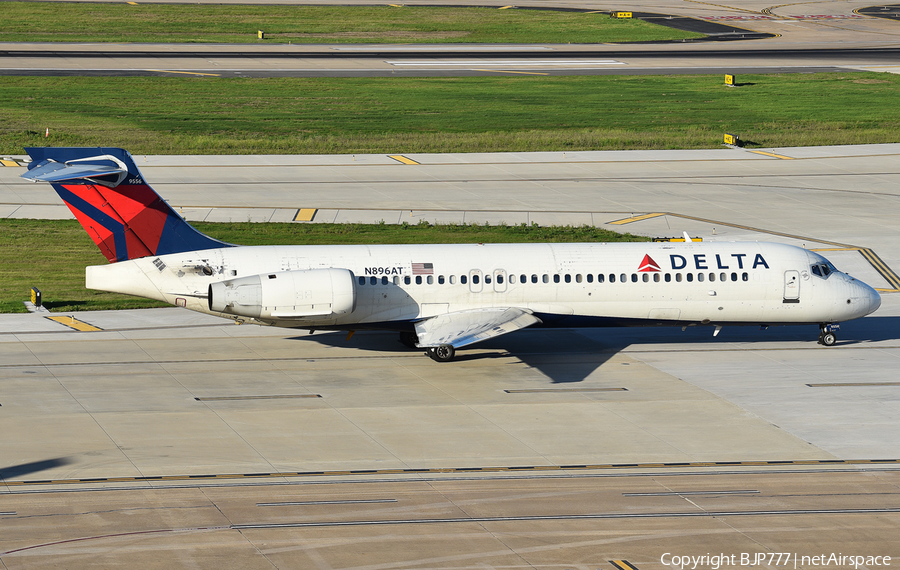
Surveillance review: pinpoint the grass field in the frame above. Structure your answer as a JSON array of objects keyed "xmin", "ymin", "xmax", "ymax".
[
  {"xmin": 0, "ymin": 219, "xmax": 647, "ymax": 314},
  {"xmin": 0, "ymin": 4, "xmax": 699, "ymax": 44},
  {"xmin": 2, "ymin": 73, "xmax": 899, "ymax": 155}
]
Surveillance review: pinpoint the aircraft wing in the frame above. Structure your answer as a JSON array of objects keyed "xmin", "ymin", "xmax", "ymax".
[{"xmin": 414, "ymin": 307, "xmax": 542, "ymax": 349}]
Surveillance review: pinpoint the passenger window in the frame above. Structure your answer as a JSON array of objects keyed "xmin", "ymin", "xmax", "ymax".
[
  {"xmin": 427, "ymin": 275, "xmax": 434, "ymax": 285},
  {"xmin": 461, "ymin": 275, "xmax": 467, "ymax": 285},
  {"xmin": 720, "ymin": 272, "xmax": 726, "ymax": 282},
  {"xmin": 654, "ymin": 273, "xmax": 660, "ymax": 282},
  {"xmin": 450, "ymin": 275, "xmax": 456, "ymax": 284},
  {"xmin": 709, "ymin": 273, "xmax": 715, "ymax": 282},
  {"xmin": 553, "ymin": 275, "xmax": 560, "ymax": 283},
  {"xmin": 532, "ymin": 274, "xmax": 538, "ymax": 284},
  {"xmin": 370, "ymin": 276, "xmax": 377, "ymax": 285},
  {"xmin": 358, "ymin": 276, "xmax": 365, "ymax": 285},
  {"xmin": 631, "ymin": 274, "xmax": 638, "ymax": 283},
  {"xmin": 687, "ymin": 273, "xmax": 694, "ymax": 282},
  {"xmin": 521, "ymin": 274, "xmax": 527, "ymax": 283},
  {"xmin": 382, "ymin": 276, "xmax": 389, "ymax": 285},
  {"xmin": 485, "ymin": 275, "xmax": 492, "ymax": 284},
  {"xmin": 542, "ymin": 274, "xmax": 549, "ymax": 283},
  {"xmin": 576, "ymin": 274, "xmax": 583, "ymax": 283},
  {"xmin": 587, "ymin": 274, "xmax": 593, "ymax": 283},
  {"xmin": 665, "ymin": 273, "xmax": 671, "ymax": 282},
  {"xmin": 509, "ymin": 274, "xmax": 516, "ymax": 284},
  {"xmin": 620, "ymin": 273, "xmax": 627, "ymax": 282},
  {"xmin": 676, "ymin": 273, "xmax": 682, "ymax": 282},
  {"xmin": 564, "ymin": 274, "xmax": 571, "ymax": 283},
  {"xmin": 496, "ymin": 274, "xmax": 504, "ymax": 284},
  {"xmin": 438, "ymin": 275, "xmax": 445, "ymax": 284},
  {"xmin": 731, "ymin": 272, "xmax": 737, "ymax": 282},
  {"xmin": 416, "ymin": 276, "xmax": 422, "ymax": 285},
  {"xmin": 472, "ymin": 275, "xmax": 479, "ymax": 285},
  {"xmin": 697, "ymin": 273, "xmax": 704, "ymax": 282},
  {"xmin": 394, "ymin": 276, "xmax": 400, "ymax": 285},
  {"xmin": 610, "ymin": 274, "xmax": 616, "ymax": 283},
  {"xmin": 642, "ymin": 274, "xmax": 649, "ymax": 283},
  {"xmin": 598, "ymin": 274, "xmax": 605, "ymax": 283},
  {"xmin": 404, "ymin": 276, "xmax": 411, "ymax": 285},
  {"xmin": 742, "ymin": 272, "xmax": 749, "ymax": 281}
]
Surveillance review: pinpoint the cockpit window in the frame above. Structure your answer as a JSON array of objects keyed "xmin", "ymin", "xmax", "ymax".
[{"xmin": 811, "ymin": 261, "xmax": 836, "ymax": 279}]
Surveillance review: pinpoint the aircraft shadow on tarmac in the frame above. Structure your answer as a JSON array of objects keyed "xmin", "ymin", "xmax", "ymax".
[
  {"xmin": 0, "ymin": 457, "xmax": 72, "ymax": 481},
  {"xmin": 291, "ymin": 315, "xmax": 899, "ymax": 384}
]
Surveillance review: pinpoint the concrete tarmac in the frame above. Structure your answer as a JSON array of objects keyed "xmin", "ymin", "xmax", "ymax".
[{"xmin": 2, "ymin": 143, "xmax": 900, "ymax": 566}]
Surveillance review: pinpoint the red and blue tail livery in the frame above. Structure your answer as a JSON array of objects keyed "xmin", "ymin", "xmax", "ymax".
[{"xmin": 23, "ymin": 147, "xmax": 228, "ymax": 263}]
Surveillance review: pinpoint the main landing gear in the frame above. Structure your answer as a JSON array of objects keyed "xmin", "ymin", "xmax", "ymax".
[
  {"xmin": 426, "ymin": 344, "xmax": 456, "ymax": 363},
  {"xmin": 818, "ymin": 323, "xmax": 840, "ymax": 346},
  {"xmin": 399, "ymin": 331, "xmax": 419, "ymax": 349},
  {"xmin": 398, "ymin": 332, "xmax": 456, "ymax": 362}
]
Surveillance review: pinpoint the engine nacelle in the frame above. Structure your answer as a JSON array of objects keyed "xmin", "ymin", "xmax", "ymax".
[{"xmin": 208, "ymin": 268, "xmax": 356, "ymax": 320}]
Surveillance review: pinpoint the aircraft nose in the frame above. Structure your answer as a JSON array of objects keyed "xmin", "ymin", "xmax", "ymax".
[
  {"xmin": 852, "ymin": 279, "xmax": 881, "ymax": 317},
  {"xmin": 866, "ymin": 284, "xmax": 882, "ymax": 315}
]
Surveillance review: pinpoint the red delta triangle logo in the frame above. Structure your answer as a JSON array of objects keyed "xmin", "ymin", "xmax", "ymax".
[{"xmin": 638, "ymin": 254, "xmax": 661, "ymax": 272}]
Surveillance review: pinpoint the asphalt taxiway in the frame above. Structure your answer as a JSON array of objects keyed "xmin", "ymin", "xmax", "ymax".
[
  {"xmin": 2, "ymin": 1, "xmax": 900, "ymax": 77},
  {"xmin": 2, "ymin": 144, "xmax": 900, "ymax": 567}
]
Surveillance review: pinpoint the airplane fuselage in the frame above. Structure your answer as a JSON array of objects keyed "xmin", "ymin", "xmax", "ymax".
[{"xmin": 86, "ymin": 240, "xmax": 880, "ymax": 331}]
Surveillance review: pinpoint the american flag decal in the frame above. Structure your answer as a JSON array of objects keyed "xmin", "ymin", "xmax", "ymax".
[{"xmin": 412, "ymin": 262, "xmax": 434, "ymax": 275}]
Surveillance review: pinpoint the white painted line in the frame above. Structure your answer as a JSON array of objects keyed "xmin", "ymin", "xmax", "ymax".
[
  {"xmin": 386, "ymin": 60, "xmax": 625, "ymax": 66},
  {"xmin": 333, "ymin": 46, "xmax": 552, "ymax": 51}
]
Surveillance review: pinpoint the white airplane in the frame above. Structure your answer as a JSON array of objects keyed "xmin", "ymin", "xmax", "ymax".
[{"xmin": 22, "ymin": 147, "xmax": 881, "ymax": 362}]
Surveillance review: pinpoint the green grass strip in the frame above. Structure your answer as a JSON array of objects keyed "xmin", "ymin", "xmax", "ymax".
[
  {"xmin": 0, "ymin": 4, "xmax": 699, "ymax": 44},
  {"xmin": 3, "ymin": 73, "xmax": 898, "ymax": 155},
  {"xmin": 0, "ymin": 219, "xmax": 647, "ymax": 314}
]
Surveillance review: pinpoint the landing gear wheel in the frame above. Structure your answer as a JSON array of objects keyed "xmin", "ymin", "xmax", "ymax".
[
  {"xmin": 427, "ymin": 344, "xmax": 456, "ymax": 362},
  {"xmin": 819, "ymin": 331, "xmax": 837, "ymax": 346},
  {"xmin": 399, "ymin": 331, "xmax": 419, "ymax": 349}
]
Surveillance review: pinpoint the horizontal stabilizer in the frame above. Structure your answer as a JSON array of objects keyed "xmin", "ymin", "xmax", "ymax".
[
  {"xmin": 23, "ymin": 155, "xmax": 128, "ymax": 188},
  {"xmin": 22, "ymin": 147, "xmax": 230, "ymax": 262},
  {"xmin": 415, "ymin": 307, "xmax": 541, "ymax": 349}
]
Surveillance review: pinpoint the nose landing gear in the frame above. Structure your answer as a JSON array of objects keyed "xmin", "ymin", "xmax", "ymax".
[{"xmin": 818, "ymin": 323, "xmax": 840, "ymax": 346}]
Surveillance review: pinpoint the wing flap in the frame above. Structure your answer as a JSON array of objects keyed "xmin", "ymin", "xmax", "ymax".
[{"xmin": 415, "ymin": 307, "xmax": 541, "ymax": 349}]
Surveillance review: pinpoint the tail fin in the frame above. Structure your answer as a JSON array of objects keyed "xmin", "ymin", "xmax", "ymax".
[{"xmin": 22, "ymin": 147, "xmax": 229, "ymax": 263}]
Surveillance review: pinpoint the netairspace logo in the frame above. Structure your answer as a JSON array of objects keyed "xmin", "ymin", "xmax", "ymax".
[{"xmin": 660, "ymin": 552, "xmax": 892, "ymax": 569}]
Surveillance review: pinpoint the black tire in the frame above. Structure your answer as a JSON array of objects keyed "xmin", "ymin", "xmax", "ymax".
[
  {"xmin": 427, "ymin": 344, "xmax": 456, "ymax": 362},
  {"xmin": 399, "ymin": 331, "xmax": 419, "ymax": 349},
  {"xmin": 821, "ymin": 332, "xmax": 837, "ymax": 346}
]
